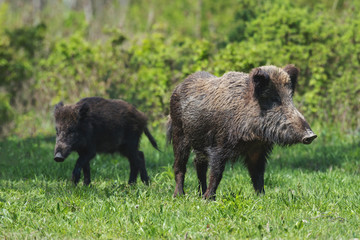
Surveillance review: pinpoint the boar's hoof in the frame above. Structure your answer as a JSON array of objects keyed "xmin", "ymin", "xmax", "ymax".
[
  {"xmin": 203, "ymin": 194, "xmax": 216, "ymax": 201},
  {"xmin": 302, "ymin": 133, "xmax": 317, "ymax": 144},
  {"xmin": 54, "ymin": 152, "xmax": 65, "ymax": 162},
  {"xmin": 173, "ymin": 189, "xmax": 185, "ymax": 198}
]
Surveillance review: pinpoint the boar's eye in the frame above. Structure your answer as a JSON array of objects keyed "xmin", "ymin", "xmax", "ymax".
[
  {"xmin": 258, "ymin": 92, "xmax": 282, "ymax": 110},
  {"xmin": 67, "ymin": 127, "xmax": 78, "ymax": 134},
  {"xmin": 271, "ymin": 96, "xmax": 282, "ymax": 105}
]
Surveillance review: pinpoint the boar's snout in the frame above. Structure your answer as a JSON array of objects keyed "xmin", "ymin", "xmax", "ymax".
[
  {"xmin": 302, "ymin": 130, "xmax": 317, "ymax": 144},
  {"xmin": 54, "ymin": 152, "xmax": 65, "ymax": 162}
]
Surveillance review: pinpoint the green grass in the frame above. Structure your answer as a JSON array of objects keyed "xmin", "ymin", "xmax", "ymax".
[{"xmin": 1, "ymin": 127, "xmax": 360, "ymax": 239}]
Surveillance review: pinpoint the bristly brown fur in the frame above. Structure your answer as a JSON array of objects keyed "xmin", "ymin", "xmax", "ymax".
[{"xmin": 168, "ymin": 65, "xmax": 316, "ymax": 200}]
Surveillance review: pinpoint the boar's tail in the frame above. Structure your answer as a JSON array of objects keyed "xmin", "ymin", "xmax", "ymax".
[
  {"xmin": 144, "ymin": 127, "xmax": 160, "ymax": 151},
  {"xmin": 166, "ymin": 116, "xmax": 173, "ymax": 145}
]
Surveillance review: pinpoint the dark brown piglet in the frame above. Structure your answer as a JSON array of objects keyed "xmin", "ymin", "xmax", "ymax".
[
  {"xmin": 167, "ymin": 65, "xmax": 316, "ymax": 200},
  {"xmin": 54, "ymin": 97, "xmax": 159, "ymax": 186}
]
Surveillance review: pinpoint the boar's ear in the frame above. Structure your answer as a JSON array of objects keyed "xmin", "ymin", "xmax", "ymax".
[
  {"xmin": 79, "ymin": 103, "xmax": 89, "ymax": 120},
  {"xmin": 250, "ymin": 68, "xmax": 270, "ymax": 98},
  {"xmin": 283, "ymin": 64, "xmax": 299, "ymax": 94}
]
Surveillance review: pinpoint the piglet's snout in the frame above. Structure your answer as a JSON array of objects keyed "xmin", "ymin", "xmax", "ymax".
[{"xmin": 54, "ymin": 152, "xmax": 65, "ymax": 162}]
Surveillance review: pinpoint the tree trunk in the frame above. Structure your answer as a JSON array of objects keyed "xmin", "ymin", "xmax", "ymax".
[
  {"xmin": 118, "ymin": 0, "xmax": 129, "ymax": 28},
  {"xmin": 196, "ymin": 0, "xmax": 202, "ymax": 38}
]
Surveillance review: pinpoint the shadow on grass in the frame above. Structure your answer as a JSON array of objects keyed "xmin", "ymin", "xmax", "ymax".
[
  {"xmin": 0, "ymin": 135, "xmax": 359, "ymax": 182},
  {"xmin": 0, "ymin": 135, "xmax": 171, "ymax": 183},
  {"xmin": 269, "ymin": 140, "xmax": 360, "ymax": 172}
]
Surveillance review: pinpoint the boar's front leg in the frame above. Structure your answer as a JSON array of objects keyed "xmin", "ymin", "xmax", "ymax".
[
  {"xmin": 72, "ymin": 151, "xmax": 96, "ymax": 186},
  {"xmin": 245, "ymin": 144, "xmax": 272, "ymax": 194}
]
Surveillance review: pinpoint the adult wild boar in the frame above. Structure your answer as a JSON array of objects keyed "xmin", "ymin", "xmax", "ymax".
[
  {"xmin": 167, "ymin": 65, "xmax": 317, "ymax": 200},
  {"xmin": 54, "ymin": 97, "xmax": 159, "ymax": 186}
]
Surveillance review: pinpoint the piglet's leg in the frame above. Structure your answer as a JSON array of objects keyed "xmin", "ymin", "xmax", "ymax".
[
  {"xmin": 72, "ymin": 152, "xmax": 95, "ymax": 186},
  {"xmin": 137, "ymin": 151, "xmax": 149, "ymax": 185},
  {"xmin": 128, "ymin": 155, "xmax": 140, "ymax": 185},
  {"xmin": 83, "ymin": 161, "xmax": 91, "ymax": 186},
  {"xmin": 125, "ymin": 147, "xmax": 145, "ymax": 185},
  {"xmin": 127, "ymin": 151, "xmax": 149, "ymax": 185}
]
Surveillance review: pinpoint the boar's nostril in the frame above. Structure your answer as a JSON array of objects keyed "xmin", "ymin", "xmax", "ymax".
[
  {"xmin": 302, "ymin": 133, "xmax": 317, "ymax": 144},
  {"xmin": 54, "ymin": 152, "xmax": 65, "ymax": 162}
]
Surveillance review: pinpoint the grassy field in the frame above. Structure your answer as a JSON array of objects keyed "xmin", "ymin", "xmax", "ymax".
[{"xmin": 1, "ymin": 127, "xmax": 360, "ymax": 239}]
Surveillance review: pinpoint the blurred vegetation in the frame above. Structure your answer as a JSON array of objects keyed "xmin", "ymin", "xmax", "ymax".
[{"xmin": 0, "ymin": 0, "xmax": 359, "ymax": 138}]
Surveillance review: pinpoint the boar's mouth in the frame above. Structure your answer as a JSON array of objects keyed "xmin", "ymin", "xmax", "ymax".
[
  {"xmin": 265, "ymin": 127, "xmax": 317, "ymax": 146},
  {"xmin": 54, "ymin": 152, "xmax": 65, "ymax": 162}
]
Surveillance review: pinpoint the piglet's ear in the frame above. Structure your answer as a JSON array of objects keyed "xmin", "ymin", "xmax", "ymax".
[
  {"xmin": 79, "ymin": 103, "xmax": 89, "ymax": 120},
  {"xmin": 54, "ymin": 101, "xmax": 64, "ymax": 113},
  {"xmin": 283, "ymin": 64, "xmax": 299, "ymax": 94},
  {"xmin": 250, "ymin": 67, "xmax": 270, "ymax": 98}
]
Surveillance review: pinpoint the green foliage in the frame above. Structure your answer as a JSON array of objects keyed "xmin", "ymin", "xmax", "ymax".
[
  {"xmin": 0, "ymin": 0, "xmax": 359, "ymax": 137},
  {"xmin": 1, "ymin": 1, "xmax": 359, "ymax": 238},
  {"xmin": 109, "ymin": 33, "xmax": 213, "ymax": 120},
  {"xmin": 0, "ymin": 92, "xmax": 14, "ymax": 132},
  {"xmin": 36, "ymin": 32, "xmax": 108, "ymax": 105},
  {"xmin": 0, "ymin": 21, "xmax": 45, "ymax": 95},
  {"xmin": 227, "ymin": 0, "xmax": 262, "ymax": 42},
  {"xmin": 5, "ymin": 23, "xmax": 46, "ymax": 58},
  {"xmin": 211, "ymin": 0, "xmax": 360, "ymax": 126}
]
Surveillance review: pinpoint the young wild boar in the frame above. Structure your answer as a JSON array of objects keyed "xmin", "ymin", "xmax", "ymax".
[
  {"xmin": 167, "ymin": 65, "xmax": 317, "ymax": 200},
  {"xmin": 54, "ymin": 97, "xmax": 159, "ymax": 186}
]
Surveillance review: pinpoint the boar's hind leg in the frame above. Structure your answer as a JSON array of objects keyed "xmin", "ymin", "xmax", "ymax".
[
  {"xmin": 72, "ymin": 152, "xmax": 95, "ymax": 186},
  {"xmin": 203, "ymin": 152, "xmax": 226, "ymax": 200},
  {"xmin": 245, "ymin": 145, "xmax": 272, "ymax": 194},
  {"xmin": 194, "ymin": 153, "xmax": 208, "ymax": 196},
  {"xmin": 172, "ymin": 128, "xmax": 191, "ymax": 197}
]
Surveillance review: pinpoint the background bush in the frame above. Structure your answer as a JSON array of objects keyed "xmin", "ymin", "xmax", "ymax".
[{"xmin": 0, "ymin": 0, "xmax": 359, "ymax": 138}]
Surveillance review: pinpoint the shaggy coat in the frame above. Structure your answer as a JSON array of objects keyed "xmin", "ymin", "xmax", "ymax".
[
  {"xmin": 54, "ymin": 97, "xmax": 158, "ymax": 185},
  {"xmin": 167, "ymin": 65, "xmax": 316, "ymax": 199}
]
